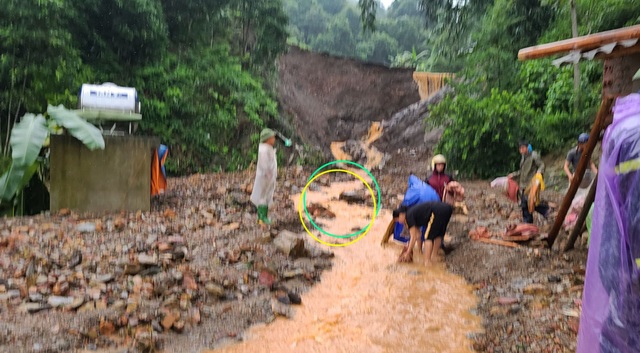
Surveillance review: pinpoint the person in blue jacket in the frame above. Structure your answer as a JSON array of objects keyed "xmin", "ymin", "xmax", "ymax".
[{"xmin": 380, "ymin": 174, "xmax": 440, "ymax": 246}]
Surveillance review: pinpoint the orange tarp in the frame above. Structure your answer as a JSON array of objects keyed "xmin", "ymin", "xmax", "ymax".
[{"xmin": 151, "ymin": 148, "xmax": 168, "ymax": 196}]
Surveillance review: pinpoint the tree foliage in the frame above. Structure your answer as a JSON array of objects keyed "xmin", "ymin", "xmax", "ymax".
[
  {"xmin": 0, "ymin": 0, "xmax": 289, "ymax": 175},
  {"xmin": 430, "ymin": 88, "xmax": 535, "ymax": 178},
  {"xmin": 0, "ymin": 106, "xmax": 104, "ymax": 215},
  {"xmin": 409, "ymin": 0, "xmax": 640, "ymax": 177},
  {"xmin": 285, "ymin": 0, "xmax": 429, "ymax": 65}
]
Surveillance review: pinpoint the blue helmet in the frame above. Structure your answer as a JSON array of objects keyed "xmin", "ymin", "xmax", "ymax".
[{"xmin": 578, "ymin": 133, "xmax": 589, "ymax": 144}]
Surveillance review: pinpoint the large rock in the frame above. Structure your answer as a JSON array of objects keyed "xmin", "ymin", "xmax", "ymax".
[
  {"xmin": 273, "ymin": 231, "xmax": 309, "ymax": 259},
  {"xmin": 339, "ymin": 190, "xmax": 368, "ymax": 204}
]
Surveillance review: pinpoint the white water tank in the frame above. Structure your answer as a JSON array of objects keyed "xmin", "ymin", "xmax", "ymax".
[{"xmin": 78, "ymin": 83, "xmax": 140, "ymax": 113}]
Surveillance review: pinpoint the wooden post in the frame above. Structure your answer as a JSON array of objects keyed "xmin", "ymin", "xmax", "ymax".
[
  {"xmin": 547, "ymin": 97, "xmax": 613, "ymax": 248},
  {"xmin": 563, "ymin": 172, "xmax": 598, "ymax": 252}
]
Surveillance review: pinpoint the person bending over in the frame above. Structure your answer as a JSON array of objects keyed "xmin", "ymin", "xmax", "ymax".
[{"xmin": 396, "ymin": 201, "xmax": 454, "ymax": 266}]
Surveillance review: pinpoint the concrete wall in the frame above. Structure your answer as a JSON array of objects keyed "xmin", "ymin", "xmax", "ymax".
[{"xmin": 50, "ymin": 135, "xmax": 159, "ymax": 213}]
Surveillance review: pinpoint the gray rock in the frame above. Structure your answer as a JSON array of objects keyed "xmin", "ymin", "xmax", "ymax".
[
  {"xmin": 29, "ymin": 293, "xmax": 44, "ymax": 302},
  {"xmin": 282, "ymin": 269, "xmax": 305, "ymax": 278},
  {"xmin": 271, "ymin": 298, "xmax": 293, "ymax": 318},
  {"xmin": 76, "ymin": 223, "xmax": 96, "ymax": 233},
  {"xmin": 95, "ymin": 274, "xmax": 114, "ymax": 283},
  {"xmin": 0, "ymin": 290, "xmax": 20, "ymax": 301},
  {"xmin": 20, "ymin": 303, "xmax": 52, "ymax": 313},
  {"xmin": 146, "ymin": 234, "xmax": 158, "ymax": 245},
  {"xmin": 47, "ymin": 296, "xmax": 75, "ymax": 307},
  {"xmin": 205, "ymin": 283, "xmax": 225, "ymax": 298},
  {"xmin": 54, "ymin": 339, "xmax": 70, "ymax": 351},
  {"xmin": 138, "ymin": 253, "xmax": 158, "ymax": 265},
  {"xmin": 36, "ymin": 275, "xmax": 48, "ymax": 285},
  {"xmin": 273, "ymin": 231, "xmax": 309, "ymax": 259},
  {"xmin": 293, "ymin": 258, "xmax": 315, "ymax": 273},
  {"xmin": 170, "ymin": 270, "xmax": 183, "ymax": 281}
]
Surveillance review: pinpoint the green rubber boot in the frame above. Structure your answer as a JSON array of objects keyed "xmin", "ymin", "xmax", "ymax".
[{"xmin": 257, "ymin": 205, "xmax": 272, "ymax": 225}]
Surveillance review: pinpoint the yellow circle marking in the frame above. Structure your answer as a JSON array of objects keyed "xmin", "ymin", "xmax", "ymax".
[{"xmin": 298, "ymin": 168, "xmax": 377, "ymax": 247}]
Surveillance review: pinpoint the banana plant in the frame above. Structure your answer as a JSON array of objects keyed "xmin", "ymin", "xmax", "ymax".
[
  {"xmin": 0, "ymin": 114, "xmax": 48, "ymax": 206},
  {"xmin": 0, "ymin": 105, "xmax": 105, "ymax": 215}
]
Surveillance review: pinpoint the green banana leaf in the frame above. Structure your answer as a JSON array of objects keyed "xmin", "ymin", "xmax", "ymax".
[
  {"xmin": 47, "ymin": 104, "xmax": 105, "ymax": 150},
  {"xmin": 0, "ymin": 114, "xmax": 48, "ymax": 202},
  {"xmin": 0, "ymin": 164, "xmax": 19, "ymax": 202},
  {"xmin": 10, "ymin": 113, "xmax": 48, "ymax": 168}
]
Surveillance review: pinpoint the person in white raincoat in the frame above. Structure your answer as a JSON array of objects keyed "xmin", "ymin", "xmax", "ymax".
[{"xmin": 251, "ymin": 128, "xmax": 277, "ymax": 225}]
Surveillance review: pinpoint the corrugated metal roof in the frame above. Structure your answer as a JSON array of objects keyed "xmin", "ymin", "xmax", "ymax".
[
  {"xmin": 552, "ymin": 38, "xmax": 640, "ymax": 67},
  {"xmin": 519, "ymin": 24, "xmax": 640, "ymax": 61}
]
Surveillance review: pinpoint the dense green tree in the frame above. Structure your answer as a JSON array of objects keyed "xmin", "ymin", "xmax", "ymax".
[
  {"xmin": 430, "ymin": 89, "xmax": 536, "ymax": 178},
  {"xmin": 344, "ymin": 6, "xmax": 363, "ymax": 36},
  {"xmin": 284, "ymin": 0, "xmax": 429, "ymax": 64},
  {"xmin": 387, "ymin": 0, "xmax": 422, "ymax": 19},
  {"xmin": 313, "ymin": 18, "xmax": 358, "ymax": 57},
  {"xmin": 235, "ymin": 0, "xmax": 289, "ymax": 69},
  {"xmin": 379, "ymin": 17, "xmax": 427, "ymax": 52},
  {"xmin": 299, "ymin": 3, "xmax": 331, "ymax": 42},
  {"xmin": 0, "ymin": 0, "xmax": 288, "ymax": 175},
  {"xmin": 0, "ymin": 0, "xmax": 87, "ymax": 156},
  {"xmin": 357, "ymin": 31, "xmax": 399, "ymax": 64},
  {"xmin": 418, "ymin": 0, "xmax": 640, "ymax": 176},
  {"xmin": 320, "ymin": 0, "xmax": 348, "ymax": 14}
]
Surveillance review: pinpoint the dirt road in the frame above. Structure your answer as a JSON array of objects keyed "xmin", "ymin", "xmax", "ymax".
[
  {"xmin": 0, "ymin": 151, "xmax": 589, "ymax": 353},
  {"xmin": 207, "ymin": 171, "xmax": 481, "ymax": 353}
]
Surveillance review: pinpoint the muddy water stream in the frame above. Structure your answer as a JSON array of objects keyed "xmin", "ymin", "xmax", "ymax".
[{"xmin": 207, "ymin": 171, "xmax": 481, "ymax": 353}]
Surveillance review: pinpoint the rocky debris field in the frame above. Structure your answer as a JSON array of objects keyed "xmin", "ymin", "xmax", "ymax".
[
  {"xmin": 379, "ymin": 148, "xmax": 588, "ymax": 353},
  {"xmin": 444, "ymin": 185, "xmax": 587, "ymax": 353},
  {"xmin": 277, "ymin": 46, "xmax": 421, "ymax": 157},
  {"xmin": 1, "ymin": 148, "xmax": 590, "ymax": 353},
  {"xmin": 0, "ymin": 166, "xmax": 340, "ymax": 353}
]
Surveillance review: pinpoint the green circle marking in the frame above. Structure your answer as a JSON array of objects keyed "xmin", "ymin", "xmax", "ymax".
[{"xmin": 302, "ymin": 160, "xmax": 381, "ymax": 239}]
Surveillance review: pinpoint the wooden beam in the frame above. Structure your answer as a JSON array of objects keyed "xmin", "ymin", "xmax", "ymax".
[
  {"xmin": 563, "ymin": 173, "xmax": 598, "ymax": 252},
  {"xmin": 518, "ymin": 24, "xmax": 640, "ymax": 61},
  {"xmin": 476, "ymin": 238, "xmax": 520, "ymax": 248},
  {"xmin": 547, "ymin": 97, "xmax": 613, "ymax": 249}
]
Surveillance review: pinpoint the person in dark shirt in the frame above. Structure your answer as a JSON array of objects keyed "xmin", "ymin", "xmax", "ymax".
[
  {"xmin": 564, "ymin": 133, "xmax": 598, "ymax": 183},
  {"xmin": 395, "ymin": 201, "xmax": 454, "ymax": 266},
  {"xmin": 425, "ymin": 154, "xmax": 454, "ymax": 200}
]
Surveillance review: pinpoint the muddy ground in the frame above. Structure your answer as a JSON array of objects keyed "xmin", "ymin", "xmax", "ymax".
[
  {"xmin": 277, "ymin": 46, "xmax": 421, "ymax": 157},
  {"xmin": 381, "ymin": 147, "xmax": 588, "ymax": 353},
  {"xmin": 0, "ymin": 149, "xmax": 589, "ymax": 353},
  {"xmin": 0, "ymin": 167, "xmax": 344, "ymax": 353}
]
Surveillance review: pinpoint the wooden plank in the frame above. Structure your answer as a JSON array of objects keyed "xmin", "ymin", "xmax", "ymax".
[
  {"xmin": 547, "ymin": 97, "xmax": 613, "ymax": 249},
  {"xmin": 502, "ymin": 235, "xmax": 534, "ymax": 242},
  {"xmin": 476, "ymin": 238, "xmax": 520, "ymax": 248},
  {"xmin": 518, "ymin": 24, "xmax": 640, "ymax": 61},
  {"xmin": 380, "ymin": 218, "xmax": 395, "ymax": 246},
  {"xmin": 563, "ymin": 173, "xmax": 598, "ymax": 252}
]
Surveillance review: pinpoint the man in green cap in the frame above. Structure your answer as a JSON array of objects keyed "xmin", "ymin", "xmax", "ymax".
[{"xmin": 250, "ymin": 128, "xmax": 277, "ymax": 225}]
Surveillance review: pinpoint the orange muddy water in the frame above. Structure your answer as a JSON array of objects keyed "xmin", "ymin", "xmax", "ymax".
[{"xmin": 206, "ymin": 172, "xmax": 481, "ymax": 353}]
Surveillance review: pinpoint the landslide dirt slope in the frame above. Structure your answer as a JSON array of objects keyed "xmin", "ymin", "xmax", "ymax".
[{"xmin": 277, "ymin": 46, "xmax": 421, "ymax": 155}]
